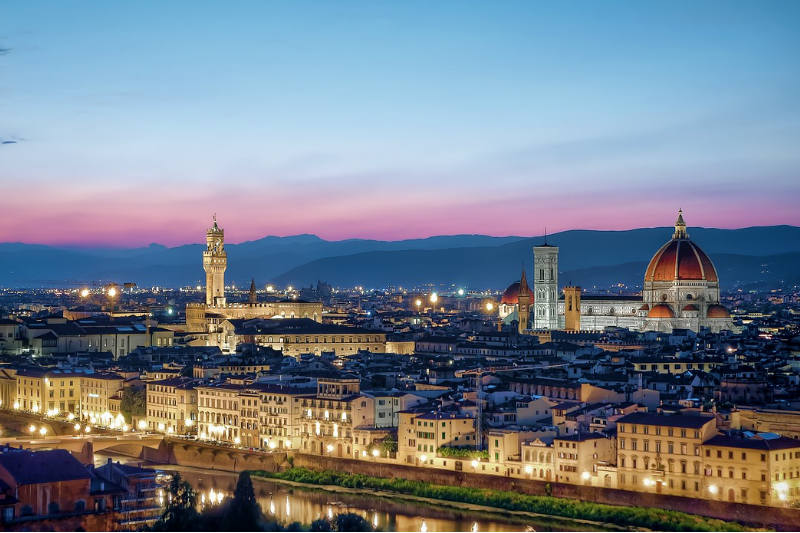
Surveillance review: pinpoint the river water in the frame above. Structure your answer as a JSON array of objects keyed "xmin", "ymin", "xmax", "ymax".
[{"xmin": 95, "ymin": 453, "xmax": 616, "ymax": 532}]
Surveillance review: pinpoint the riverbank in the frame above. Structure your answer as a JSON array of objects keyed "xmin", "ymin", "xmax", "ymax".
[
  {"xmin": 251, "ymin": 468, "xmax": 754, "ymax": 532},
  {"xmin": 251, "ymin": 471, "xmax": 635, "ymax": 532}
]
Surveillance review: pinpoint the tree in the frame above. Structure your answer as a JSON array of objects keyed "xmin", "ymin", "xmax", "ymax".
[
  {"xmin": 120, "ymin": 386, "xmax": 146, "ymax": 423},
  {"xmin": 379, "ymin": 434, "xmax": 397, "ymax": 456},
  {"xmin": 310, "ymin": 518, "xmax": 334, "ymax": 532},
  {"xmin": 335, "ymin": 513, "xmax": 372, "ymax": 532},
  {"xmin": 153, "ymin": 473, "xmax": 200, "ymax": 531},
  {"xmin": 221, "ymin": 471, "xmax": 263, "ymax": 531}
]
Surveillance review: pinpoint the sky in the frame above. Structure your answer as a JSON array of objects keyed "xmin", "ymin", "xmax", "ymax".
[{"xmin": 1, "ymin": 1, "xmax": 799, "ymax": 247}]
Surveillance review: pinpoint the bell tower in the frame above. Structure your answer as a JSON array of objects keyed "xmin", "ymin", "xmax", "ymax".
[
  {"xmin": 533, "ymin": 243, "xmax": 559, "ymax": 330},
  {"xmin": 563, "ymin": 286, "xmax": 581, "ymax": 331},
  {"xmin": 203, "ymin": 215, "xmax": 227, "ymax": 307},
  {"xmin": 517, "ymin": 267, "xmax": 531, "ymax": 334}
]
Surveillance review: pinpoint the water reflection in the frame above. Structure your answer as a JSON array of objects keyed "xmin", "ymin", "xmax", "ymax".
[
  {"xmin": 174, "ymin": 469, "xmax": 590, "ymax": 532},
  {"xmin": 95, "ymin": 454, "xmax": 609, "ymax": 532}
]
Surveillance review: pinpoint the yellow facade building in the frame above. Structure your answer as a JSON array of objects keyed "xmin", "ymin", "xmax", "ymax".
[
  {"xmin": 617, "ymin": 412, "xmax": 716, "ymax": 497},
  {"xmin": 145, "ymin": 377, "xmax": 198, "ymax": 434}
]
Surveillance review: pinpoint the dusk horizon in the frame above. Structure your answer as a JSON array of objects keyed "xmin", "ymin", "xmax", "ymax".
[{"xmin": 3, "ymin": 0, "xmax": 800, "ymax": 247}]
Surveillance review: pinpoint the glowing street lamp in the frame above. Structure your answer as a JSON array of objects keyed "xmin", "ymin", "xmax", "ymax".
[
  {"xmin": 429, "ymin": 293, "xmax": 438, "ymax": 304},
  {"xmin": 457, "ymin": 288, "xmax": 465, "ymax": 296},
  {"xmin": 486, "ymin": 302, "xmax": 495, "ymax": 312},
  {"xmin": 107, "ymin": 286, "xmax": 118, "ymax": 298},
  {"xmin": 80, "ymin": 288, "xmax": 90, "ymax": 298}
]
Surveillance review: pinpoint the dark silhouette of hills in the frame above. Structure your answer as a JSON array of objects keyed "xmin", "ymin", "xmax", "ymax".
[{"xmin": 1, "ymin": 226, "xmax": 798, "ymax": 289}]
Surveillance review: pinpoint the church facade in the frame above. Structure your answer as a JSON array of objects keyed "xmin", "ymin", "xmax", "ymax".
[
  {"xmin": 500, "ymin": 211, "xmax": 735, "ymax": 334},
  {"xmin": 185, "ymin": 217, "xmax": 323, "ymax": 333}
]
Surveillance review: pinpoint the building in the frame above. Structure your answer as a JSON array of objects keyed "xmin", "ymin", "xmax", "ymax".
[
  {"xmin": 225, "ymin": 317, "xmax": 388, "ymax": 357},
  {"xmin": 14, "ymin": 368, "xmax": 82, "ymax": 416},
  {"xmin": 553, "ymin": 432, "xmax": 616, "ymax": 486},
  {"xmin": 254, "ymin": 383, "xmax": 315, "ymax": 450},
  {"xmin": 500, "ymin": 211, "xmax": 735, "ymax": 334},
  {"xmin": 397, "ymin": 409, "xmax": 476, "ymax": 466},
  {"xmin": 196, "ymin": 381, "xmax": 243, "ymax": 443},
  {"xmin": 92, "ymin": 459, "xmax": 161, "ymax": 530},
  {"xmin": 145, "ymin": 377, "xmax": 198, "ymax": 434},
  {"xmin": 640, "ymin": 210, "xmax": 735, "ymax": 333},
  {"xmin": 533, "ymin": 244, "xmax": 559, "ymax": 330},
  {"xmin": 702, "ymin": 433, "xmax": 800, "ymax": 506},
  {"xmin": 617, "ymin": 412, "xmax": 717, "ymax": 497},
  {"xmin": 297, "ymin": 377, "xmax": 374, "ymax": 458},
  {"xmin": 81, "ymin": 373, "xmax": 124, "ymax": 425},
  {"xmin": 0, "ymin": 448, "xmax": 115, "ymax": 529},
  {"xmin": 185, "ymin": 217, "xmax": 323, "ymax": 340}
]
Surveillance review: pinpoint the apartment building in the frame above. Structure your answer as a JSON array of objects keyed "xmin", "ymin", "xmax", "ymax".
[
  {"xmin": 145, "ymin": 377, "xmax": 198, "ymax": 434},
  {"xmin": 297, "ymin": 377, "xmax": 374, "ymax": 457},
  {"xmin": 196, "ymin": 381, "xmax": 244, "ymax": 443},
  {"xmin": 702, "ymin": 434, "xmax": 800, "ymax": 506},
  {"xmin": 398, "ymin": 410, "xmax": 476, "ymax": 466},
  {"xmin": 81, "ymin": 372, "xmax": 124, "ymax": 424},
  {"xmin": 617, "ymin": 412, "xmax": 717, "ymax": 497},
  {"xmin": 554, "ymin": 432, "xmax": 616, "ymax": 486}
]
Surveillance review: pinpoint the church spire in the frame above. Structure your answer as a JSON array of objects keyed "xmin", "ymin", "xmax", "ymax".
[
  {"xmin": 249, "ymin": 278, "xmax": 257, "ymax": 304},
  {"xmin": 673, "ymin": 208, "xmax": 688, "ymax": 239},
  {"xmin": 519, "ymin": 265, "xmax": 530, "ymax": 294}
]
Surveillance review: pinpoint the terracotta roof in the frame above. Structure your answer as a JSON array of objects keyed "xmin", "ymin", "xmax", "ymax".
[
  {"xmin": 0, "ymin": 449, "xmax": 90, "ymax": 485},
  {"xmin": 617, "ymin": 412, "xmax": 715, "ymax": 429}
]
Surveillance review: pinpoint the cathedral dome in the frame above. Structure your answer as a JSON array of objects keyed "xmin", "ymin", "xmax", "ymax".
[
  {"xmin": 644, "ymin": 210, "xmax": 718, "ymax": 283},
  {"xmin": 683, "ymin": 304, "xmax": 699, "ymax": 311},
  {"xmin": 501, "ymin": 282, "xmax": 521, "ymax": 304},
  {"xmin": 707, "ymin": 304, "xmax": 731, "ymax": 318},
  {"xmin": 501, "ymin": 271, "xmax": 532, "ymax": 305},
  {"xmin": 648, "ymin": 304, "xmax": 675, "ymax": 318}
]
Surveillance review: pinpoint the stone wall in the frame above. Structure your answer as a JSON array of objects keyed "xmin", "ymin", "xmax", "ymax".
[
  {"xmin": 292, "ymin": 453, "xmax": 800, "ymax": 531},
  {"xmin": 164, "ymin": 439, "xmax": 286, "ymax": 473}
]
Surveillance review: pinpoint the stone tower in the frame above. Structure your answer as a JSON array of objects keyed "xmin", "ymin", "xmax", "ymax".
[
  {"xmin": 203, "ymin": 216, "xmax": 227, "ymax": 306},
  {"xmin": 563, "ymin": 286, "xmax": 581, "ymax": 331},
  {"xmin": 533, "ymin": 244, "xmax": 559, "ymax": 330},
  {"xmin": 517, "ymin": 267, "xmax": 531, "ymax": 334},
  {"xmin": 249, "ymin": 278, "xmax": 257, "ymax": 304}
]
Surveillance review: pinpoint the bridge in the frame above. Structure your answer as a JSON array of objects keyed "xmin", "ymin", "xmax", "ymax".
[{"xmin": 2, "ymin": 433, "xmax": 167, "ymax": 463}]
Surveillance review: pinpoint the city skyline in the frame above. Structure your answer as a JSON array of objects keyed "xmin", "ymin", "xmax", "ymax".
[{"xmin": 2, "ymin": 1, "xmax": 800, "ymax": 246}]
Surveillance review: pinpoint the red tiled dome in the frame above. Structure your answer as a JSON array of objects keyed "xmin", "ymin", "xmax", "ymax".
[
  {"xmin": 644, "ymin": 212, "xmax": 718, "ymax": 283},
  {"xmin": 683, "ymin": 304, "xmax": 699, "ymax": 311},
  {"xmin": 501, "ymin": 271, "xmax": 532, "ymax": 305},
  {"xmin": 648, "ymin": 304, "xmax": 675, "ymax": 318},
  {"xmin": 501, "ymin": 282, "xmax": 521, "ymax": 304},
  {"xmin": 707, "ymin": 304, "xmax": 730, "ymax": 318},
  {"xmin": 639, "ymin": 304, "xmax": 650, "ymax": 311}
]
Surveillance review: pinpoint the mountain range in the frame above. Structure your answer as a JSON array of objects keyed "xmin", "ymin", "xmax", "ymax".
[{"xmin": 1, "ymin": 226, "xmax": 799, "ymax": 290}]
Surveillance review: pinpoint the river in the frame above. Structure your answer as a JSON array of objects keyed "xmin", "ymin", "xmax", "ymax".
[{"xmin": 94, "ymin": 452, "xmax": 617, "ymax": 532}]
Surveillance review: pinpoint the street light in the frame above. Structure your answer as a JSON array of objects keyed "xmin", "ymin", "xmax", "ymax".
[
  {"xmin": 429, "ymin": 293, "xmax": 438, "ymax": 304},
  {"xmin": 80, "ymin": 288, "xmax": 90, "ymax": 298}
]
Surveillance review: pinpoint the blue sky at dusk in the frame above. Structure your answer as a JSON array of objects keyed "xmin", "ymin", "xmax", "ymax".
[{"xmin": 1, "ymin": 1, "xmax": 799, "ymax": 246}]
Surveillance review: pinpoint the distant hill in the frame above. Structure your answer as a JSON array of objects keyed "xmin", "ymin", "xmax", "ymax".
[{"xmin": 1, "ymin": 226, "xmax": 798, "ymax": 289}]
